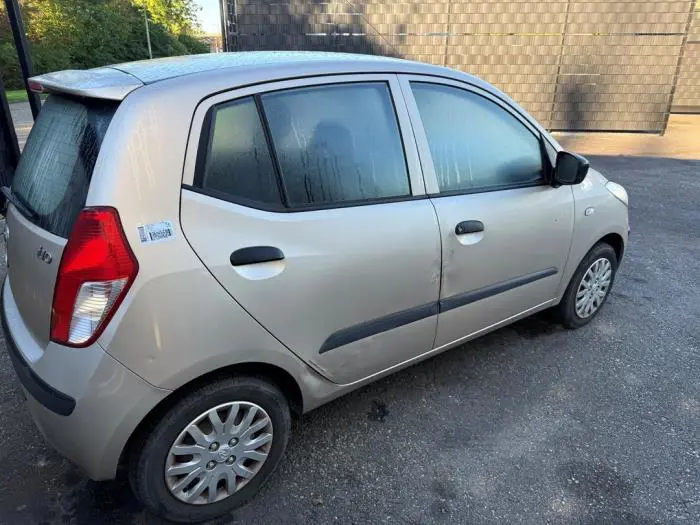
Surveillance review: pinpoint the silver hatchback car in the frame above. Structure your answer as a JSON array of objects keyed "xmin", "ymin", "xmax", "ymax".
[{"xmin": 1, "ymin": 52, "xmax": 628, "ymax": 522}]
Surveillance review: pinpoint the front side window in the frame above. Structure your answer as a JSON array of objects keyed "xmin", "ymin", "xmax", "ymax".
[
  {"xmin": 411, "ymin": 83, "xmax": 544, "ymax": 193},
  {"xmin": 261, "ymin": 83, "xmax": 410, "ymax": 206},
  {"xmin": 199, "ymin": 96, "xmax": 282, "ymax": 207}
]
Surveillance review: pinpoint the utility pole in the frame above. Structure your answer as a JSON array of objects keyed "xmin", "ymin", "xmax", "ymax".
[
  {"xmin": 144, "ymin": 5, "xmax": 153, "ymax": 59},
  {"xmin": 219, "ymin": 0, "xmax": 228, "ymax": 52},
  {"xmin": 4, "ymin": 0, "xmax": 41, "ymax": 119}
]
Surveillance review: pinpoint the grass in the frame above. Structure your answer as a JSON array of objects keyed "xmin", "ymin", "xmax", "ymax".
[
  {"xmin": 4, "ymin": 89, "xmax": 48, "ymax": 104},
  {"xmin": 5, "ymin": 89, "xmax": 29, "ymax": 103}
]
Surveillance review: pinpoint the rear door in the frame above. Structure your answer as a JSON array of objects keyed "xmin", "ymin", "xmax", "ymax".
[
  {"xmin": 180, "ymin": 75, "xmax": 442, "ymax": 385},
  {"xmin": 400, "ymin": 77, "xmax": 574, "ymax": 348},
  {"xmin": 5, "ymin": 95, "xmax": 118, "ymax": 349}
]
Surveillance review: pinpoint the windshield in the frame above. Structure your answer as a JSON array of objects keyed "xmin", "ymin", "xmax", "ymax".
[{"xmin": 11, "ymin": 94, "xmax": 118, "ymax": 238}]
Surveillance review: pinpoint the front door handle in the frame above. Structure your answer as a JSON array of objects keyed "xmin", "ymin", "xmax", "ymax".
[
  {"xmin": 455, "ymin": 220, "xmax": 484, "ymax": 235},
  {"xmin": 230, "ymin": 246, "xmax": 285, "ymax": 266}
]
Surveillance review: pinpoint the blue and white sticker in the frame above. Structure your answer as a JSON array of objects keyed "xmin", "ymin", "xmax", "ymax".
[{"xmin": 137, "ymin": 220, "xmax": 175, "ymax": 245}]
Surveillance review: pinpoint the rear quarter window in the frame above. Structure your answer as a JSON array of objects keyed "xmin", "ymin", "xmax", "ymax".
[
  {"xmin": 196, "ymin": 96, "xmax": 283, "ymax": 207},
  {"xmin": 11, "ymin": 95, "xmax": 118, "ymax": 238}
]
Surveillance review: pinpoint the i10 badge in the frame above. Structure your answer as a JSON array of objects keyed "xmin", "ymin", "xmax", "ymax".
[{"xmin": 36, "ymin": 245, "xmax": 52, "ymax": 264}]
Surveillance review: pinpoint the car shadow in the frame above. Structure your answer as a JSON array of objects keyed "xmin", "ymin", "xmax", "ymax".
[{"xmin": 53, "ymin": 311, "xmax": 564, "ymax": 525}]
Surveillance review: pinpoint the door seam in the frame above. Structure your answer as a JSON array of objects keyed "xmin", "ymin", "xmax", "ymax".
[
  {"xmin": 396, "ymin": 74, "xmax": 443, "ymax": 350},
  {"xmin": 427, "ymin": 197, "xmax": 444, "ymax": 350},
  {"xmin": 556, "ymin": 185, "xmax": 578, "ymax": 300}
]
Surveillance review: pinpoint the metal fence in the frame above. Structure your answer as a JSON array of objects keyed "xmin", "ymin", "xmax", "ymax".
[
  {"xmin": 673, "ymin": 3, "xmax": 700, "ymax": 112},
  {"xmin": 223, "ymin": 0, "xmax": 697, "ymax": 133}
]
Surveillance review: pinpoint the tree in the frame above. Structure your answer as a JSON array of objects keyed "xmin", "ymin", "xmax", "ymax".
[
  {"xmin": 132, "ymin": 0, "xmax": 202, "ymax": 35},
  {"xmin": 0, "ymin": 0, "xmax": 208, "ymax": 90}
]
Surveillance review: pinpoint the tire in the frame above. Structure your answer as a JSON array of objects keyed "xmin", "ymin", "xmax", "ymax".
[
  {"xmin": 129, "ymin": 377, "xmax": 291, "ymax": 523},
  {"xmin": 554, "ymin": 242, "xmax": 618, "ymax": 329}
]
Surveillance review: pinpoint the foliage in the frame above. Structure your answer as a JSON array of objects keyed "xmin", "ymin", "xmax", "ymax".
[
  {"xmin": 0, "ymin": 42, "xmax": 21, "ymax": 89},
  {"xmin": 133, "ymin": 0, "xmax": 201, "ymax": 35},
  {"xmin": 0, "ymin": 0, "xmax": 209, "ymax": 90},
  {"xmin": 177, "ymin": 32, "xmax": 210, "ymax": 54}
]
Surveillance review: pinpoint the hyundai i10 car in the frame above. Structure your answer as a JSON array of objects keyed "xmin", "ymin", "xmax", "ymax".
[{"xmin": 1, "ymin": 52, "xmax": 628, "ymax": 523}]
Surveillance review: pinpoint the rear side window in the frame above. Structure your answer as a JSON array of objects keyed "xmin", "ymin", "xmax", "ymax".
[
  {"xmin": 262, "ymin": 83, "xmax": 410, "ymax": 206},
  {"xmin": 12, "ymin": 95, "xmax": 118, "ymax": 238},
  {"xmin": 411, "ymin": 83, "xmax": 543, "ymax": 193},
  {"xmin": 198, "ymin": 97, "xmax": 283, "ymax": 207}
]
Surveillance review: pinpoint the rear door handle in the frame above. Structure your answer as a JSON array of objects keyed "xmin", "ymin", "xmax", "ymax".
[
  {"xmin": 455, "ymin": 220, "xmax": 484, "ymax": 235},
  {"xmin": 230, "ymin": 246, "xmax": 285, "ymax": 266}
]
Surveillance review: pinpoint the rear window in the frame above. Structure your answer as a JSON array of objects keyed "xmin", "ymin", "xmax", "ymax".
[{"xmin": 11, "ymin": 94, "xmax": 118, "ymax": 238}]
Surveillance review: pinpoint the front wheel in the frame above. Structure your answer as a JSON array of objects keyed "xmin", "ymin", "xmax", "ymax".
[
  {"xmin": 555, "ymin": 242, "xmax": 618, "ymax": 329},
  {"xmin": 129, "ymin": 377, "xmax": 291, "ymax": 523}
]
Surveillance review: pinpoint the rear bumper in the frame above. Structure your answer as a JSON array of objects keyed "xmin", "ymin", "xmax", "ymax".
[
  {"xmin": 1, "ymin": 305, "xmax": 76, "ymax": 416},
  {"xmin": 1, "ymin": 277, "xmax": 171, "ymax": 480}
]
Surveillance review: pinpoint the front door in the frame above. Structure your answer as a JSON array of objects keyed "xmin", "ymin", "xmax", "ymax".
[
  {"xmin": 401, "ymin": 77, "xmax": 574, "ymax": 347},
  {"xmin": 180, "ymin": 75, "xmax": 442, "ymax": 384}
]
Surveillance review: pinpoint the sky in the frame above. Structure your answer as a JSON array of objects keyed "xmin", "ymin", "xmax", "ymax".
[{"xmin": 194, "ymin": 0, "xmax": 221, "ymax": 35}]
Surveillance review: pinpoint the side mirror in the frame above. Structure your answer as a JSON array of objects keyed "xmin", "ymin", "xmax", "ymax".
[{"xmin": 553, "ymin": 151, "xmax": 589, "ymax": 185}]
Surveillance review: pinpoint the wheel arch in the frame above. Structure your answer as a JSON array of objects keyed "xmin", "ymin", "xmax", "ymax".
[
  {"xmin": 117, "ymin": 361, "xmax": 304, "ymax": 474},
  {"xmin": 598, "ymin": 232, "xmax": 625, "ymax": 263},
  {"xmin": 557, "ymin": 228, "xmax": 626, "ymax": 301}
]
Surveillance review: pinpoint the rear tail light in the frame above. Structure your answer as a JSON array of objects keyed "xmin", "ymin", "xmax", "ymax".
[{"xmin": 50, "ymin": 208, "xmax": 138, "ymax": 347}]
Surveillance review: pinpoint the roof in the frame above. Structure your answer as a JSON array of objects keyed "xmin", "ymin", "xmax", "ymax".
[
  {"xmin": 111, "ymin": 51, "xmax": 408, "ymax": 84},
  {"xmin": 29, "ymin": 51, "xmax": 482, "ymax": 101}
]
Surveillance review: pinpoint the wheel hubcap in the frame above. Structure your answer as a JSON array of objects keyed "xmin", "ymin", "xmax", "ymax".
[
  {"xmin": 164, "ymin": 401, "xmax": 273, "ymax": 505},
  {"xmin": 575, "ymin": 257, "xmax": 612, "ymax": 319}
]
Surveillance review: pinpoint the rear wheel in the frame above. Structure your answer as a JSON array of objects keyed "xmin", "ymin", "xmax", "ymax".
[
  {"xmin": 555, "ymin": 242, "xmax": 618, "ymax": 329},
  {"xmin": 129, "ymin": 377, "xmax": 291, "ymax": 523}
]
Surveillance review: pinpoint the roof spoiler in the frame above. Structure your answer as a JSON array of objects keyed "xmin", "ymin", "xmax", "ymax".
[{"xmin": 28, "ymin": 67, "xmax": 144, "ymax": 101}]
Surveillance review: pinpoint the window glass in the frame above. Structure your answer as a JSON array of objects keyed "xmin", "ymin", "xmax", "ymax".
[
  {"xmin": 200, "ymin": 97, "xmax": 282, "ymax": 206},
  {"xmin": 12, "ymin": 95, "xmax": 118, "ymax": 238},
  {"xmin": 262, "ymin": 83, "xmax": 410, "ymax": 206},
  {"xmin": 411, "ymin": 83, "xmax": 543, "ymax": 193}
]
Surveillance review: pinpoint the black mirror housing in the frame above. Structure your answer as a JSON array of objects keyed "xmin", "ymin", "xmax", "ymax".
[{"xmin": 553, "ymin": 151, "xmax": 589, "ymax": 185}]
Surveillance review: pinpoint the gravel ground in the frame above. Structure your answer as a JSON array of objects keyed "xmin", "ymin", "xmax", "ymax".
[{"xmin": 0, "ymin": 154, "xmax": 698, "ymax": 525}]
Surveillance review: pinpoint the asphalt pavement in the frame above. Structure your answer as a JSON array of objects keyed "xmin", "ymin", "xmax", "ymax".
[
  {"xmin": 8, "ymin": 102, "xmax": 32, "ymax": 150},
  {"xmin": 0, "ymin": 154, "xmax": 698, "ymax": 525}
]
